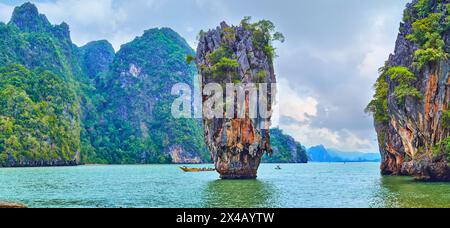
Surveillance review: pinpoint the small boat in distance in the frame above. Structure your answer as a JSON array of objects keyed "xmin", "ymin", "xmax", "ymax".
[
  {"xmin": 275, "ymin": 165, "xmax": 282, "ymax": 170},
  {"xmin": 180, "ymin": 166, "xmax": 216, "ymax": 172}
]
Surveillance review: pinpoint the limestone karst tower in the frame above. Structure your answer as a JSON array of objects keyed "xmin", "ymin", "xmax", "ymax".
[
  {"xmin": 367, "ymin": 0, "xmax": 450, "ymax": 181},
  {"xmin": 196, "ymin": 19, "xmax": 282, "ymax": 179}
]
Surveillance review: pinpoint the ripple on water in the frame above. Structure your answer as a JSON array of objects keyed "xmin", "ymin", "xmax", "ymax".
[{"xmin": 1, "ymin": 163, "xmax": 450, "ymax": 208}]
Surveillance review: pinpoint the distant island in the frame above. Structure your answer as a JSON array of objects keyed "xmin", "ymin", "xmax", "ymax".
[
  {"xmin": 307, "ymin": 145, "xmax": 380, "ymax": 163},
  {"xmin": 262, "ymin": 129, "xmax": 308, "ymax": 164}
]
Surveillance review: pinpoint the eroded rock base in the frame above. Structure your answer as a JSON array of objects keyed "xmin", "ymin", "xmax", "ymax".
[
  {"xmin": 0, "ymin": 202, "xmax": 27, "ymax": 208},
  {"xmin": 402, "ymin": 158, "xmax": 450, "ymax": 182}
]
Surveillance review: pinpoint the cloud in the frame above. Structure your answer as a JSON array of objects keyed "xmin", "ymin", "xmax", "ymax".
[
  {"xmin": 358, "ymin": 14, "xmax": 398, "ymax": 78},
  {"xmin": 272, "ymin": 79, "xmax": 374, "ymax": 152},
  {"xmin": 32, "ymin": 0, "xmax": 129, "ymax": 49},
  {"xmin": 275, "ymin": 78, "xmax": 318, "ymax": 124},
  {"xmin": 0, "ymin": 3, "xmax": 13, "ymax": 23},
  {"xmin": 280, "ymin": 119, "xmax": 374, "ymax": 153}
]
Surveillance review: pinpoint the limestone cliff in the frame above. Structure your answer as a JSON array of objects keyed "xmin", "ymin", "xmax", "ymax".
[
  {"xmin": 1, "ymin": 3, "xmax": 210, "ymax": 166},
  {"xmin": 95, "ymin": 28, "xmax": 209, "ymax": 164},
  {"xmin": 368, "ymin": 0, "xmax": 450, "ymax": 181},
  {"xmin": 262, "ymin": 129, "xmax": 308, "ymax": 164},
  {"xmin": 0, "ymin": 3, "xmax": 82, "ymax": 167},
  {"xmin": 196, "ymin": 19, "xmax": 282, "ymax": 179}
]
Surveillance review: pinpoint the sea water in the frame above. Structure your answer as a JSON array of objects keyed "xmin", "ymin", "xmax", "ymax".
[{"xmin": 1, "ymin": 163, "xmax": 450, "ymax": 208}]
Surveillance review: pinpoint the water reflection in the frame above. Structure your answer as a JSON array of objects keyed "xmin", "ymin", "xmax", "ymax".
[
  {"xmin": 202, "ymin": 179, "xmax": 276, "ymax": 208},
  {"xmin": 373, "ymin": 176, "xmax": 450, "ymax": 208}
]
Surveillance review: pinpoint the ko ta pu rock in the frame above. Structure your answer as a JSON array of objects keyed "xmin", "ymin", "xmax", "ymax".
[
  {"xmin": 367, "ymin": 0, "xmax": 450, "ymax": 181},
  {"xmin": 196, "ymin": 20, "xmax": 279, "ymax": 179}
]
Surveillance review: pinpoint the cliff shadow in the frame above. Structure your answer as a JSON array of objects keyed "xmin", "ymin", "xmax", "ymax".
[{"xmin": 372, "ymin": 176, "xmax": 450, "ymax": 208}]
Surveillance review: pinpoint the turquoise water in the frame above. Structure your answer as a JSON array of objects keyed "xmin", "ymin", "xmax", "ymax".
[{"xmin": 1, "ymin": 163, "xmax": 450, "ymax": 208}]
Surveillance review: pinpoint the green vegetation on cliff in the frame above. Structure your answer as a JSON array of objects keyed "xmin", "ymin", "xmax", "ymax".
[
  {"xmin": 366, "ymin": 66, "xmax": 422, "ymax": 122},
  {"xmin": 262, "ymin": 129, "xmax": 308, "ymax": 163},
  {"xmin": 240, "ymin": 16, "xmax": 285, "ymax": 60},
  {"xmin": 365, "ymin": 67, "xmax": 390, "ymax": 123},
  {"xmin": 404, "ymin": 0, "xmax": 450, "ymax": 161},
  {"xmin": 405, "ymin": 0, "xmax": 449, "ymax": 69},
  {"xmin": 82, "ymin": 28, "xmax": 209, "ymax": 164},
  {"xmin": 366, "ymin": 0, "xmax": 449, "ymax": 123},
  {"xmin": 388, "ymin": 66, "xmax": 423, "ymax": 105},
  {"xmin": 0, "ymin": 3, "xmax": 84, "ymax": 166},
  {"xmin": 369, "ymin": 0, "xmax": 450, "ymax": 177},
  {"xmin": 203, "ymin": 44, "xmax": 239, "ymax": 81},
  {"xmin": 199, "ymin": 17, "xmax": 284, "ymax": 83},
  {"xmin": 0, "ymin": 65, "xmax": 80, "ymax": 166},
  {"xmin": 0, "ymin": 3, "xmax": 300, "ymax": 166},
  {"xmin": 0, "ymin": 3, "xmax": 209, "ymax": 166}
]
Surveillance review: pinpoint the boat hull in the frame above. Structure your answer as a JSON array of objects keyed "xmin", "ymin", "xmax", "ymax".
[{"xmin": 180, "ymin": 167, "xmax": 215, "ymax": 172}]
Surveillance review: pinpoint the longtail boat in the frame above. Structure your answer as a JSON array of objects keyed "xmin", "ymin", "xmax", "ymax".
[{"xmin": 180, "ymin": 166, "xmax": 215, "ymax": 172}]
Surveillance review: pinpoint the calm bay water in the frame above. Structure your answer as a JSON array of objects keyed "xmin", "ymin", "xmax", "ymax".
[{"xmin": 1, "ymin": 163, "xmax": 450, "ymax": 208}]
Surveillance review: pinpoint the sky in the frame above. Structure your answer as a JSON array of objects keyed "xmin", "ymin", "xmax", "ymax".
[{"xmin": 0, "ymin": 0, "xmax": 410, "ymax": 153}]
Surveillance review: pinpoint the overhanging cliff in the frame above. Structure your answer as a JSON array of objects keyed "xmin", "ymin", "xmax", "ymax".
[{"xmin": 367, "ymin": 0, "xmax": 450, "ymax": 181}]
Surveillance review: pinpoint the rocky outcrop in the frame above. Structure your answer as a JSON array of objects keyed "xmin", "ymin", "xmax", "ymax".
[
  {"xmin": 196, "ymin": 21, "xmax": 278, "ymax": 179},
  {"xmin": 263, "ymin": 128, "xmax": 308, "ymax": 163},
  {"xmin": 97, "ymin": 28, "xmax": 210, "ymax": 164},
  {"xmin": 8, "ymin": 2, "xmax": 52, "ymax": 34},
  {"xmin": 80, "ymin": 40, "xmax": 115, "ymax": 79},
  {"xmin": 1, "ymin": 3, "xmax": 209, "ymax": 166},
  {"xmin": 0, "ymin": 201, "xmax": 27, "ymax": 208},
  {"xmin": 168, "ymin": 145, "xmax": 203, "ymax": 164},
  {"xmin": 369, "ymin": 0, "xmax": 450, "ymax": 181}
]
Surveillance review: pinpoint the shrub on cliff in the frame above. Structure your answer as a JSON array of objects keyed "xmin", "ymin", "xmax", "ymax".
[
  {"xmin": 366, "ymin": 66, "xmax": 422, "ymax": 122},
  {"xmin": 388, "ymin": 66, "xmax": 423, "ymax": 105},
  {"xmin": 432, "ymin": 136, "xmax": 450, "ymax": 163},
  {"xmin": 240, "ymin": 17, "xmax": 285, "ymax": 60},
  {"xmin": 406, "ymin": 7, "xmax": 449, "ymax": 69},
  {"xmin": 365, "ymin": 67, "xmax": 389, "ymax": 123}
]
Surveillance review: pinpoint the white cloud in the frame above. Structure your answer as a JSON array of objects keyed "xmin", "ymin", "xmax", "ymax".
[
  {"xmin": 272, "ymin": 80, "xmax": 375, "ymax": 152},
  {"xmin": 275, "ymin": 78, "xmax": 318, "ymax": 123},
  {"xmin": 37, "ymin": 0, "xmax": 125, "ymax": 27},
  {"xmin": 358, "ymin": 44, "xmax": 389, "ymax": 78},
  {"xmin": 340, "ymin": 129, "xmax": 374, "ymax": 151},
  {"xmin": 358, "ymin": 14, "xmax": 398, "ymax": 79},
  {"xmin": 0, "ymin": 3, "xmax": 13, "ymax": 23},
  {"xmin": 282, "ymin": 123, "xmax": 339, "ymax": 147},
  {"xmin": 34, "ymin": 0, "xmax": 128, "ymax": 49},
  {"xmin": 280, "ymin": 122, "xmax": 375, "ymax": 153}
]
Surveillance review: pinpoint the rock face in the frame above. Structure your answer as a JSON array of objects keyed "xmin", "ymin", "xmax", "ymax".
[
  {"xmin": 262, "ymin": 129, "xmax": 308, "ymax": 163},
  {"xmin": 0, "ymin": 201, "xmax": 27, "ymax": 208},
  {"xmin": 368, "ymin": 0, "xmax": 450, "ymax": 181},
  {"xmin": 9, "ymin": 2, "xmax": 51, "ymax": 34},
  {"xmin": 0, "ymin": 4, "xmax": 83, "ymax": 167},
  {"xmin": 1, "ymin": 3, "xmax": 210, "ymax": 166},
  {"xmin": 80, "ymin": 40, "xmax": 115, "ymax": 79},
  {"xmin": 168, "ymin": 145, "xmax": 203, "ymax": 164},
  {"xmin": 95, "ymin": 28, "xmax": 209, "ymax": 164},
  {"xmin": 196, "ymin": 21, "xmax": 277, "ymax": 179}
]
